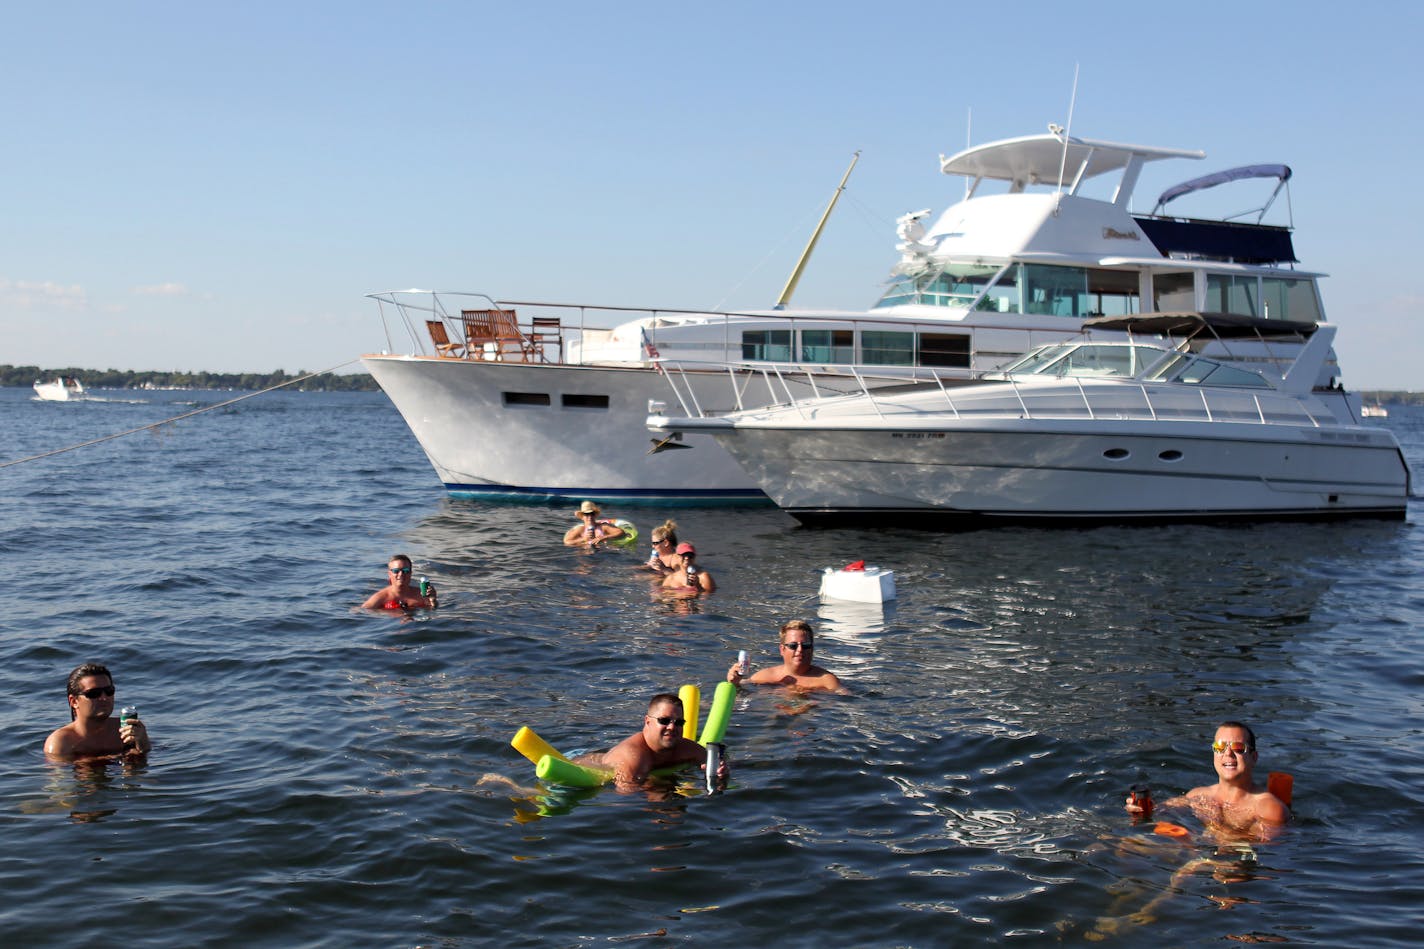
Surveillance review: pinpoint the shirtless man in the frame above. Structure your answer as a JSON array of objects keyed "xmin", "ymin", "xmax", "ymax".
[
  {"xmin": 661, "ymin": 543, "xmax": 715, "ymax": 594},
  {"xmin": 44, "ymin": 662, "xmax": 151, "ymax": 758},
  {"xmin": 727, "ymin": 620, "xmax": 845, "ymax": 692},
  {"xmin": 362, "ymin": 553, "xmax": 437, "ymax": 610},
  {"xmin": 563, "ymin": 501, "xmax": 625, "ymax": 548},
  {"xmin": 574, "ymin": 694, "xmax": 726, "ymax": 789},
  {"xmin": 1127, "ymin": 721, "xmax": 1290, "ymax": 841}
]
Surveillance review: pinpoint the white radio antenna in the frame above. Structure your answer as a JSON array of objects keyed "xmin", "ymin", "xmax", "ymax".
[{"xmin": 1055, "ymin": 64, "xmax": 1081, "ymax": 195}]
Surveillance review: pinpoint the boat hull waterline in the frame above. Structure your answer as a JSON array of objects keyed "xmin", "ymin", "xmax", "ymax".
[{"xmin": 694, "ymin": 419, "xmax": 1409, "ymax": 526}]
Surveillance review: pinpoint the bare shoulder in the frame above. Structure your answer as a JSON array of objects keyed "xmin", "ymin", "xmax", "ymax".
[
  {"xmin": 1255, "ymin": 789, "xmax": 1291, "ymax": 824},
  {"xmin": 43, "ymin": 725, "xmax": 76, "ymax": 757}
]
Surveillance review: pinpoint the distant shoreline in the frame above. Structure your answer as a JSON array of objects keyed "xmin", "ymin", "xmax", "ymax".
[{"xmin": 3, "ymin": 365, "xmax": 378, "ymax": 392}]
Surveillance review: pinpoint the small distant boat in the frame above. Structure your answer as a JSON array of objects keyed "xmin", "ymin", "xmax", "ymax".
[
  {"xmin": 33, "ymin": 377, "xmax": 87, "ymax": 401},
  {"xmin": 1362, "ymin": 403, "xmax": 1388, "ymax": 418}
]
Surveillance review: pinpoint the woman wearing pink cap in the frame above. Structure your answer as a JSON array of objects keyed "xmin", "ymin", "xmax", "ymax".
[{"xmin": 661, "ymin": 541, "xmax": 716, "ymax": 594}]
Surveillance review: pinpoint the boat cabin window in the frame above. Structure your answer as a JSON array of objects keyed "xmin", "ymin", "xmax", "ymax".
[
  {"xmin": 503, "ymin": 391, "xmax": 552, "ymax": 406},
  {"xmin": 1204, "ymin": 273, "xmax": 1323, "ymax": 322},
  {"xmin": 878, "ymin": 262, "xmax": 1144, "ymax": 315},
  {"xmin": 987, "ymin": 264, "xmax": 1141, "ymax": 317},
  {"xmin": 919, "ymin": 333, "xmax": 971, "ymax": 368},
  {"xmin": 1205, "ymin": 274, "xmax": 1258, "ymax": 316},
  {"xmin": 742, "ymin": 329, "xmax": 792, "ymax": 362},
  {"xmin": 799, "ymin": 329, "xmax": 854, "ymax": 363},
  {"xmin": 1152, "ymin": 272, "xmax": 1196, "ymax": 310},
  {"xmin": 561, "ymin": 394, "xmax": 610, "ymax": 409},
  {"xmin": 1263, "ymin": 276, "xmax": 1321, "ymax": 322},
  {"xmin": 875, "ymin": 264, "xmax": 1002, "ymax": 309},
  {"xmin": 861, "ymin": 330, "xmax": 915, "ymax": 365}
]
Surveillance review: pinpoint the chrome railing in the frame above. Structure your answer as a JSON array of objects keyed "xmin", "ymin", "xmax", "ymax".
[{"xmin": 653, "ymin": 357, "xmax": 1335, "ymax": 429}]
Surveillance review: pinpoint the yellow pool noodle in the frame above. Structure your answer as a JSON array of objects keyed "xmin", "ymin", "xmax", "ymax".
[
  {"xmin": 511, "ymin": 726, "xmax": 568, "ymax": 765},
  {"xmin": 679, "ymin": 684, "xmax": 700, "ymax": 740}
]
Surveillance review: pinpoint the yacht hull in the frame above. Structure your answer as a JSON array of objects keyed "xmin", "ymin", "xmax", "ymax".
[
  {"xmin": 709, "ymin": 419, "xmax": 1410, "ymax": 525},
  {"xmin": 362, "ymin": 354, "xmax": 787, "ymax": 502}
]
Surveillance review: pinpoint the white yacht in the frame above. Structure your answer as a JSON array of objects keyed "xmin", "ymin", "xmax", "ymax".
[
  {"xmin": 33, "ymin": 377, "xmax": 86, "ymax": 401},
  {"xmin": 362, "ymin": 129, "xmax": 1322, "ymax": 503},
  {"xmin": 647, "ymin": 313, "xmax": 1410, "ymax": 525}
]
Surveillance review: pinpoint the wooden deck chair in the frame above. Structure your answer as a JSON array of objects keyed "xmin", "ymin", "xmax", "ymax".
[
  {"xmin": 461, "ymin": 308, "xmax": 528, "ymax": 361},
  {"xmin": 527, "ymin": 316, "xmax": 563, "ymax": 363},
  {"xmin": 426, "ymin": 320, "xmax": 464, "ymax": 357}
]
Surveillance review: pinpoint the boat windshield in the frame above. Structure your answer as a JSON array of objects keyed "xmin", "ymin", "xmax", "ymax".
[
  {"xmin": 1003, "ymin": 343, "xmax": 1165, "ymax": 379},
  {"xmin": 1142, "ymin": 353, "xmax": 1272, "ymax": 388}
]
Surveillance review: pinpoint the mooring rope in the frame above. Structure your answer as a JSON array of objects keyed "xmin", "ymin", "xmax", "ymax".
[{"xmin": 1, "ymin": 359, "xmax": 360, "ymax": 469}]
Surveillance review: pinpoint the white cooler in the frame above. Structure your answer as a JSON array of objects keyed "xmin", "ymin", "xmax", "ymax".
[{"xmin": 819, "ymin": 565, "xmax": 896, "ymax": 603}]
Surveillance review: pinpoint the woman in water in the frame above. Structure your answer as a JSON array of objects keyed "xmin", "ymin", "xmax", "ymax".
[
  {"xmin": 642, "ymin": 520, "xmax": 683, "ymax": 576},
  {"xmin": 563, "ymin": 501, "xmax": 626, "ymax": 548}
]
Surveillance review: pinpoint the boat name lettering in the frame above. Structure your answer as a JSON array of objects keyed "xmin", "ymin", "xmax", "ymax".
[
  {"xmin": 1102, "ymin": 227, "xmax": 1140, "ymax": 241},
  {"xmin": 891, "ymin": 432, "xmax": 946, "ymax": 440}
]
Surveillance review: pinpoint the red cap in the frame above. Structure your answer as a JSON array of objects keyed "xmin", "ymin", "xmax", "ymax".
[{"xmin": 676, "ymin": 543, "xmax": 695, "ymax": 555}]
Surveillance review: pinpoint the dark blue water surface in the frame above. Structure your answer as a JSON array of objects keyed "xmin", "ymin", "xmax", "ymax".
[{"xmin": 1, "ymin": 386, "xmax": 1422, "ymax": 946}]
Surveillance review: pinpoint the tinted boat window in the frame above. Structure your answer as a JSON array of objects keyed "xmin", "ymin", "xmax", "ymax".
[
  {"xmin": 919, "ymin": 333, "xmax": 970, "ymax": 368},
  {"xmin": 503, "ymin": 392, "xmax": 551, "ymax": 406},
  {"xmin": 862, "ymin": 331, "xmax": 914, "ymax": 365},
  {"xmin": 742, "ymin": 330, "xmax": 792, "ymax": 361},
  {"xmin": 562, "ymin": 394, "xmax": 610, "ymax": 409}
]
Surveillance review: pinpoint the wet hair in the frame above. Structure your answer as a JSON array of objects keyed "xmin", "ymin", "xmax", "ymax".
[
  {"xmin": 66, "ymin": 662, "xmax": 112, "ymax": 721},
  {"xmin": 388, "ymin": 553, "xmax": 413, "ymax": 568},
  {"xmin": 1217, "ymin": 720, "xmax": 1257, "ymax": 751},
  {"xmin": 779, "ymin": 619, "xmax": 814, "ymax": 644},
  {"xmin": 647, "ymin": 693, "xmax": 683, "ymax": 713},
  {"xmin": 650, "ymin": 520, "xmax": 679, "ymax": 545}
]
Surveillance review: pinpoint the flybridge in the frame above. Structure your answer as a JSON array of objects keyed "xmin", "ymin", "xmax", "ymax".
[
  {"xmin": 927, "ymin": 131, "xmax": 1298, "ymax": 267},
  {"xmin": 939, "ymin": 132, "xmax": 1205, "ymax": 205}
]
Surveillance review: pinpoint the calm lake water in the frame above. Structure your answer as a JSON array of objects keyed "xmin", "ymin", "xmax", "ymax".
[{"xmin": 1, "ymin": 385, "xmax": 1422, "ymax": 946}]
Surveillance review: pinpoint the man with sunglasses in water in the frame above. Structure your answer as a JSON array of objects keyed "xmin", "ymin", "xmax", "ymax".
[
  {"xmin": 726, "ymin": 620, "xmax": 845, "ymax": 693},
  {"xmin": 44, "ymin": 662, "xmax": 150, "ymax": 758},
  {"xmin": 573, "ymin": 693, "xmax": 728, "ymax": 789},
  {"xmin": 1127, "ymin": 721, "xmax": 1290, "ymax": 839},
  {"xmin": 362, "ymin": 553, "xmax": 437, "ymax": 610}
]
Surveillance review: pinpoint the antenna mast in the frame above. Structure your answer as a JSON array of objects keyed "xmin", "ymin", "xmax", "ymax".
[{"xmin": 774, "ymin": 151, "xmax": 861, "ymax": 309}]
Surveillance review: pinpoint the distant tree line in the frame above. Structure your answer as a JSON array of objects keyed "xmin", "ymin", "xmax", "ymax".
[{"xmin": 2, "ymin": 365, "xmax": 379, "ymax": 392}]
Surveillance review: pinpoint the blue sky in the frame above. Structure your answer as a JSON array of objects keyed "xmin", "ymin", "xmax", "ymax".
[{"xmin": 4, "ymin": 2, "xmax": 1421, "ymax": 387}]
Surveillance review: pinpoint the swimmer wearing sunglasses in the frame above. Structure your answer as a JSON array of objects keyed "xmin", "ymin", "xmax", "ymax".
[
  {"xmin": 727, "ymin": 620, "xmax": 846, "ymax": 694},
  {"xmin": 44, "ymin": 662, "xmax": 151, "ymax": 758},
  {"xmin": 1126, "ymin": 721, "xmax": 1290, "ymax": 840},
  {"xmin": 571, "ymin": 693, "xmax": 728, "ymax": 791}
]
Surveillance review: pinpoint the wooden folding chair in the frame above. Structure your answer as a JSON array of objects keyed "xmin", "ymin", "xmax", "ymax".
[
  {"xmin": 426, "ymin": 320, "xmax": 464, "ymax": 357},
  {"xmin": 527, "ymin": 316, "xmax": 563, "ymax": 363},
  {"xmin": 461, "ymin": 309, "xmax": 527, "ymax": 361}
]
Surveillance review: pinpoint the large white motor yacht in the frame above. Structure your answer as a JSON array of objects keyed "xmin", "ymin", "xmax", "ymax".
[
  {"xmin": 647, "ymin": 313, "xmax": 1409, "ymax": 525},
  {"xmin": 363, "ymin": 129, "xmax": 1323, "ymax": 503}
]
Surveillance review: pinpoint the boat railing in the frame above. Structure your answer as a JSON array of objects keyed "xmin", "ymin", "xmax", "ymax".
[
  {"xmin": 653, "ymin": 356, "xmax": 1337, "ymax": 429},
  {"xmin": 366, "ymin": 289, "xmax": 1073, "ymax": 371}
]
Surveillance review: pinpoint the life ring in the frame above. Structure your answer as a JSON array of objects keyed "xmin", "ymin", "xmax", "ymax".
[{"xmin": 609, "ymin": 519, "xmax": 638, "ymax": 547}]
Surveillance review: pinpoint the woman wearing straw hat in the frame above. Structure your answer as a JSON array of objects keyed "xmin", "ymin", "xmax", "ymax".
[{"xmin": 563, "ymin": 500, "xmax": 627, "ymax": 548}]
